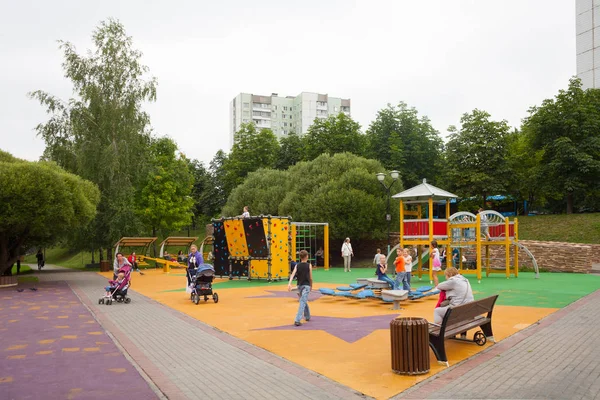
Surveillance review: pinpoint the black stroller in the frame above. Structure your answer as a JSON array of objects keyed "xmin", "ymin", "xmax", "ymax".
[{"xmin": 187, "ymin": 264, "xmax": 219, "ymax": 305}]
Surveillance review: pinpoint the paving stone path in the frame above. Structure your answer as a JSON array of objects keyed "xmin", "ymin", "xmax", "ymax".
[
  {"xmin": 0, "ymin": 280, "xmax": 158, "ymax": 400},
  {"xmin": 21, "ymin": 266, "xmax": 366, "ymax": 400}
]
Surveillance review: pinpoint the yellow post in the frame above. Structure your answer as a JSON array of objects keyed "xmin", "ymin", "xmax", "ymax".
[
  {"xmin": 485, "ymin": 245, "xmax": 490, "ymax": 277},
  {"xmin": 446, "ymin": 200, "xmax": 451, "ymax": 268},
  {"xmin": 428, "ymin": 197, "xmax": 434, "ymax": 283},
  {"xmin": 399, "ymin": 200, "xmax": 405, "ymax": 249},
  {"xmin": 514, "ymin": 218, "xmax": 519, "ymax": 277},
  {"xmin": 505, "ymin": 217, "xmax": 510, "ymax": 278},
  {"xmin": 417, "ymin": 245, "xmax": 423, "ymax": 279},
  {"xmin": 324, "ymin": 224, "xmax": 330, "ymax": 271},
  {"xmin": 291, "ymin": 224, "xmax": 297, "ymax": 265},
  {"xmin": 163, "ymin": 262, "xmax": 170, "ymax": 273},
  {"xmin": 476, "ymin": 213, "xmax": 482, "ymax": 282}
]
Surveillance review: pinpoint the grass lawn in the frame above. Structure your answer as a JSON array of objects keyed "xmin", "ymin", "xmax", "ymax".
[
  {"xmin": 517, "ymin": 213, "xmax": 600, "ymax": 244},
  {"xmin": 24, "ymin": 248, "xmax": 96, "ymax": 270}
]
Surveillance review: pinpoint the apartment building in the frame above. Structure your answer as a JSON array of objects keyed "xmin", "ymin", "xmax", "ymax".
[
  {"xmin": 577, "ymin": 0, "xmax": 600, "ymax": 88},
  {"xmin": 229, "ymin": 92, "xmax": 351, "ymax": 147}
]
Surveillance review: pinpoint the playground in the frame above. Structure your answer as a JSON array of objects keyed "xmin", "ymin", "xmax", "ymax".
[
  {"xmin": 98, "ymin": 266, "xmax": 600, "ymax": 399},
  {"xmin": 89, "ymin": 180, "xmax": 600, "ymax": 398}
]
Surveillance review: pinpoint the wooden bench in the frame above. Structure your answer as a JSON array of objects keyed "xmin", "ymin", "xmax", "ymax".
[{"xmin": 428, "ymin": 295, "xmax": 499, "ymax": 366}]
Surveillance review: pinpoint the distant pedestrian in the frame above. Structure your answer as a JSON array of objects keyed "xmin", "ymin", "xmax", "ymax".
[
  {"xmin": 431, "ymin": 240, "xmax": 442, "ymax": 286},
  {"xmin": 394, "ymin": 248, "xmax": 409, "ymax": 291},
  {"xmin": 373, "ymin": 248, "xmax": 381, "ymax": 266},
  {"xmin": 242, "ymin": 206, "xmax": 250, "ymax": 218},
  {"xmin": 288, "ymin": 250, "xmax": 313, "ymax": 326},
  {"xmin": 36, "ymin": 249, "xmax": 44, "ymax": 271},
  {"xmin": 341, "ymin": 238, "xmax": 353, "ymax": 272},
  {"xmin": 16, "ymin": 255, "xmax": 21, "ymax": 275},
  {"xmin": 478, "ymin": 208, "xmax": 491, "ymax": 240},
  {"xmin": 403, "ymin": 248, "xmax": 413, "ymax": 290}
]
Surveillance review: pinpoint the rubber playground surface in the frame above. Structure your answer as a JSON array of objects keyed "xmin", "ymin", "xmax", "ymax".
[{"xmin": 99, "ymin": 267, "xmax": 600, "ymax": 399}]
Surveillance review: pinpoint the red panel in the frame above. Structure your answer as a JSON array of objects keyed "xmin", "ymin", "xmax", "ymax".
[{"xmin": 433, "ymin": 221, "xmax": 447, "ymax": 236}]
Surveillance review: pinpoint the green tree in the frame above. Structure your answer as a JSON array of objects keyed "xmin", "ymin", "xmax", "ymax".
[
  {"xmin": 208, "ymin": 150, "xmax": 229, "ymax": 212},
  {"xmin": 303, "ymin": 113, "xmax": 366, "ymax": 160},
  {"xmin": 366, "ymin": 102, "xmax": 443, "ymax": 188},
  {"xmin": 275, "ymin": 132, "xmax": 305, "ymax": 170},
  {"xmin": 445, "ymin": 109, "xmax": 511, "ymax": 204},
  {"xmin": 0, "ymin": 151, "xmax": 99, "ymax": 274},
  {"xmin": 222, "ymin": 168, "xmax": 289, "ymax": 216},
  {"xmin": 222, "ymin": 153, "xmax": 401, "ymax": 245},
  {"xmin": 188, "ymin": 159, "xmax": 223, "ymax": 227},
  {"xmin": 223, "ymin": 123, "xmax": 280, "ymax": 192},
  {"xmin": 505, "ymin": 129, "xmax": 544, "ymax": 214},
  {"xmin": 30, "ymin": 19, "xmax": 156, "ymax": 258},
  {"xmin": 137, "ymin": 138, "xmax": 194, "ymax": 242},
  {"xmin": 522, "ymin": 78, "xmax": 600, "ymax": 213}
]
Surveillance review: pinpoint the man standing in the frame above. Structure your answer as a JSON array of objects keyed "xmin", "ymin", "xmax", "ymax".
[
  {"xmin": 288, "ymin": 250, "xmax": 313, "ymax": 326},
  {"xmin": 341, "ymin": 238, "xmax": 353, "ymax": 272}
]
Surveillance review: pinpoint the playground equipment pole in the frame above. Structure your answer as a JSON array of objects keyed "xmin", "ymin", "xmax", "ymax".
[{"xmin": 376, "ymin": 170, "xmax": 400, "ymax": 254}]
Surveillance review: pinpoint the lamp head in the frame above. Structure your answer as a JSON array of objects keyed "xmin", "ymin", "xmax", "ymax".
[
  {"xmin": 390, "ymin": 170, "xmax": 399, "ymax": 180},
  {"xmin": 376, "ymin": 173, "xmax": 385, "ymax": 182}
]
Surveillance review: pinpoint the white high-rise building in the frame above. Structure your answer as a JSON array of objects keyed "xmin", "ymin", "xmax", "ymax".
[
  {"xmin": 576, "ymin": 0, "xmax": 600, "ymax": 88},
  {"xmin": 229, "ymin": 92, "xmax": 351, "ymax": 147}
]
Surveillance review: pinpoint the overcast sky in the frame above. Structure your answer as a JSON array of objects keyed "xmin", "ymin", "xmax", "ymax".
[{"xmin": 0, "ymin": 0, "xmax": 574, "ymax": 165}]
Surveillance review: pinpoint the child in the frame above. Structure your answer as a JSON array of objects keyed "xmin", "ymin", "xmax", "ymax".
[
  {"xmin": 403, "ymin": 248, "xmax": 413, "ymax": 290},
  {"xmin": 431, "ymin": 240, "xmax": 442, "ymax": 286},
  {"xmin": 373, "ymin": 248, "xmax": 381, "ymax": 266},
  {"xmin": 394, "ymin": 248, "xmax": 408, "ymax": 291},
  {"xmin": 104, "ymin": 272, "xmax": 127, "ymax": 298},
  {"xmin": 288, "ymin": 250, "xmax": 313, "ymax": 326},
  {"xmin": 376, "ymin": 254, "xmax": 398, "ymax": 290}
]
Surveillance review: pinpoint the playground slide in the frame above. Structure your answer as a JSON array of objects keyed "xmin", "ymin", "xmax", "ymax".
[{"xmin": 511, "ymin": 240, "xmax": 540, "ymax": 278}]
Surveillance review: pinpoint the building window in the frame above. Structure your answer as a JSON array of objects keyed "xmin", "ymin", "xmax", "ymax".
[
  {"xmin": 334, "ymin": 106, "xmax": 338, "ymax": 112},
  {"xmin": 283, "ymin": 106, "xmax": 288, "ymax": 111},
  {"xmin": 273, "ymin": 105, "xmax": 277, "ymax": 111},
  {"xmin": 243, "ymin": 102, "xmax": 249, "ymax": 109}
]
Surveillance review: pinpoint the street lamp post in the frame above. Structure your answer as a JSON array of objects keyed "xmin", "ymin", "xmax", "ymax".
[{"xmin": 376, "ymin": 171, "xmax": 400, "ymax": 255}]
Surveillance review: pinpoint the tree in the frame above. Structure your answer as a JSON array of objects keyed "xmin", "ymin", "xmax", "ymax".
[
  {"xmin": 445, "ymin": 109, "xmax": 511, "ymax": 204},
  {"xmin": 366, "ymin": 102, "xmax": 443, "ymax": 188},
  {"xmin": 522, "ymin": 77, "xmax": 600, "ymax": 213},
  {"xmin": 303, "ymin": 113, "xmax": 366, "ymax": 160},
  {"xmin": 275, "ymin": 132, "xmax": 305, "ymax": 170},
  {"xmin": 222, "ymin": 153, "xmax": 401, "ymax": 244},
  {"xmin": 188, "ymin": 159, "xmax": 222, "ymax": 227},
  {"xmin": 30, "ymin": 19, "xmax": 157, "ymax": 258},
  {"xmin": 223, "ymin": 123, "xmax": 280, "ymax": 193},
  {"xmin": 505, "ymin": 129, "xmax": 544, "ymax": 215},
  {"xmin": 0, "ymin": 151, "xmax": 99, "ymax": 274},
  {"xmin": 221, "ymin": 168, "xmax": 289, "ymax": 216},
  {"xmin": 137, "ymin": 138, "xmax": 194, "ymax": 241}
]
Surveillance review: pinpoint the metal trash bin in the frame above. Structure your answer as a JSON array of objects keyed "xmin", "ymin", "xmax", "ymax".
[
  {"xmin": 99, "ymin": 260, "xmax": 111, "ymax": 272},
  {"xmin": 390, "ymin": 317, "xmax": 430, "ymax": 375}
]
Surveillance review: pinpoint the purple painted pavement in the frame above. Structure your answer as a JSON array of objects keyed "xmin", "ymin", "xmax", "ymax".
[
  {"xmin": 0, "ymin": 281, "xmax": 157, "ymax": 400},
  {"xmin": 255, "ymin": 314, "xmax": 398, "ymax": 343},
  {"xmin": 246, "ymin": 289, "xmax": 323, "ymax": 301}
]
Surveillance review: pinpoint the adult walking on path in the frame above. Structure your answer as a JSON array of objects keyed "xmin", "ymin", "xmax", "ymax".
[{"xmin": 341, "ymin": 238, "xmax": 354, "ymax": 272}]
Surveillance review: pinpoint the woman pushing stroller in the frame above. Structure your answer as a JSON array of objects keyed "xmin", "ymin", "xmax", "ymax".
[{"xmin": 100, "ymin": 263, "xmax": 132, "ymax": 305}]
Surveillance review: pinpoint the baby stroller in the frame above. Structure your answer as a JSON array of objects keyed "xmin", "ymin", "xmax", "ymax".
[
  {"xmin": 187, "ymin": 264, "xmax": 219, "ymax": 305},
  {"xmin": 99, "ymin": 265, "xmax": 132, "ymax": 305}
]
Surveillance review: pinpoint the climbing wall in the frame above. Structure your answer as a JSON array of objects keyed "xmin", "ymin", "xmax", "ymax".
[
  {"xmin": 212, "ymin": 220, "xmax": 230, "ymax": 277},
  {"xmin": 223, "ymin": 219, "xmax": 248, "ymax": 257},
  {"xmin": 242, "ymin": 218, "xmax": 268, "ymax": 258},
  {"xmin": 269, "ymin": 218, "xmax": 290, "ymax": 280},
  {"xmin": 213, "ymin": 216, "xmax": 291, "ymax": 281}
]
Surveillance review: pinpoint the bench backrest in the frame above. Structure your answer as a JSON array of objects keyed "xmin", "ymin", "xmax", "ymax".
[{"xmin": 443, "ymin": 295, "xmax": 499, "ymax": 327}]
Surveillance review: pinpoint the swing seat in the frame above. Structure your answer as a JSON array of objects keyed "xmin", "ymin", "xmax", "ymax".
[
  {"xmin": 416, "ymin": 286, "xmax": 434, "ymax": 292},
  {"xmin": 319, "ymin": 288, "xmax": 335, "ymax": 296}
]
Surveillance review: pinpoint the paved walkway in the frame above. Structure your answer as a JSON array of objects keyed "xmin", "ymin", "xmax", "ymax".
[
  {"xmin": 28, "ymin": 266, "xmax": 366, "ymax": 400},
  {"xmin": 5, "ymin": 266, "xmax": 600, "ymax": 399},
  {"xmin": 394, "ymin": 288, "xmax": 600, "ymax": 400},
  {"xmin": 0, "ymin": 280, "xmax": 158, "ymax": 399}
]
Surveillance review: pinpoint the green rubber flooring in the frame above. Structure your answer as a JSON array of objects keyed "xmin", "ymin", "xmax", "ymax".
[{"xmin": 162, "ymin": 267, "xmax": 600, "ymax": 309}]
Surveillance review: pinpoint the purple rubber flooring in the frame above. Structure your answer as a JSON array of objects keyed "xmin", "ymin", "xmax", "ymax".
[{"xmin": 0, "ymin": 281, "xmax": 157, "ymax": 400}]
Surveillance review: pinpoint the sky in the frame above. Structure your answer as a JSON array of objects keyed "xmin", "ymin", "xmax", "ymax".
[{"xmin": 0, "ymin": 0, "xmax": 575, "ymax": 165}]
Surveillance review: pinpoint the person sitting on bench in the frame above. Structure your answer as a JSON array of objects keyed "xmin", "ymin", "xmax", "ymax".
[{"xmin": 433, "ymin": 267, "xmax": 474, "ymax": 324}]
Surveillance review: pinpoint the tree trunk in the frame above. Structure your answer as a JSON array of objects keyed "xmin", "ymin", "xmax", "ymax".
[
  {"xmin": 107, "ymin": 247, "xmax": 113, "ymax": 261},
  {"xmin": 0, "ymin": 233, "xmax": 22, "ymax": 276},
  {"xmin": 482, "ymin": 193, "xmax": 487, "ymax": 209},
  {"xmin": 566, "ymin": 192, "xmax": 574, "ymax": 214},
  {"xmin": 91, "ymin": 247, "xmax": 95, "ymax": 264}
]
